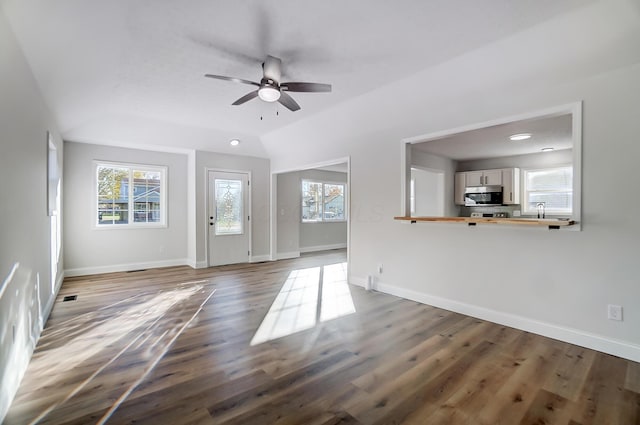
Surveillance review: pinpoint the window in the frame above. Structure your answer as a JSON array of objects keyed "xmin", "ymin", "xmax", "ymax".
[
  {"xmin": 302, "ymin": 180, "xmax": 346, "ymax": 222},
  {"xmin": 523, "ymin": 166, "xmax": 572, "ymax": 215},
  {"xmin": 96, "ymin": 162, "xmax": 167, "ymax": 227}
]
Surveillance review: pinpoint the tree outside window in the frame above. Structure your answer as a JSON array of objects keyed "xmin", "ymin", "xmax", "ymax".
[
  {"xmin": 96, "ymin": 163, "xmax": 166, "ymax": 227},
  {"xmin": 302, "ymin": 180, "xmax": 346, "ymax": 222}
]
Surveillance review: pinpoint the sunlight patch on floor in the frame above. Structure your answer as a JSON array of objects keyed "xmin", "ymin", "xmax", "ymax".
[
  {"xmin": 10, "ymin": 281, "xmax": 213, "ymax": 425},
  {"xmin": 320, "ymin": 262, "xmax": 355, "ymax": 322},
  {"xmin": 251, "ymin": 262, "xmax": 354, "ymax": 346}
]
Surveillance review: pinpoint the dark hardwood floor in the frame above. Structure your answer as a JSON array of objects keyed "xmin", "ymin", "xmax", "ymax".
[{"xmin": 5, "ymin": 250, "xmax": 640, "ymax": 424}]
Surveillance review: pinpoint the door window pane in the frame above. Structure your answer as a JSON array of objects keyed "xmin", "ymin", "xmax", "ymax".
[{"xmin": 215, "ymin": 179, "xmax": 243, "ymax": 235}]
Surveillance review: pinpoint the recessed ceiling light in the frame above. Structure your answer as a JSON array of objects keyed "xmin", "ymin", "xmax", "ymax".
[
  {"xmin": 509, "ymin": 133, "xmax": 532, "ymax": 141},
  {"xmin": 541, "ymin": 147, "xmax": 554, "ymax": 152},
  {"xmin": 230, "ymin": 139, "xmax": 240, "ymax": 146}
]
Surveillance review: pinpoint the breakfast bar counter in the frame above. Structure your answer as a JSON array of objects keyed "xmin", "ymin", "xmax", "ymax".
[{"xmin": 394, "ymin": 216, "xmax": 576, "ymax": 229}]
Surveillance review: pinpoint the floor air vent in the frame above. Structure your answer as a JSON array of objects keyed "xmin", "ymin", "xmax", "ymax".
[{"xmin": 62, "ymin": 295, "xmax": 77, "ymax": 302}]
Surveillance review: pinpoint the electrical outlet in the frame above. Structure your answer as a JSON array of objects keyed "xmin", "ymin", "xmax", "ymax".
[{"xmin": 607, "ymin": 304, "xmax": 623, "ymax": 321}]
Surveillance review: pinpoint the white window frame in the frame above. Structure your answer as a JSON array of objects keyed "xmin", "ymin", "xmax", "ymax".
[
  {"xmin": 522, "ymin": 165, "xmax": 573, "ymax": 216},
  {"xmin": 94, "ymin": 161, "xmax": 168, "ymax": 228},
  {"xmin": 301, "ymin": 179, "xmax": 347, "ymax": 223}
]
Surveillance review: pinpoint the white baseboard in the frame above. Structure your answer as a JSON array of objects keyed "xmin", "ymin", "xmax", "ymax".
[
  {"xmin": 352, "ymin": 275, "xmax": 640, "ymax": 363},
  {"xmin": 299, "ymin": 243, "xmax": 347, "ymax": 253},
  {"xmin": 277, "ymin": 251, "xmax": 300, "ymax": 260},
  {"xmin": 349, "ymin": 274, "xmax": 367, "ymax": 288},
  {"xmin": 44, "ymin": 271, "xmax": 65, "ymax": 319},
  {"xmin": 65, "ymin": 258, "xmax": 191, "ymax": 277},
  {"xmin": 250, "ymin": 255, "xmax": 271, "ymax": 263},
  {"xmin": 191, "ymin": 260, "xmax": 208, "ymax": 269}
]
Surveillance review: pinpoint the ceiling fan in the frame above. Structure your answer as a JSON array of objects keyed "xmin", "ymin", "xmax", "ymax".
[{"xmin": 205, "ymin": 55, "xmax": 331, "ymax": 112}]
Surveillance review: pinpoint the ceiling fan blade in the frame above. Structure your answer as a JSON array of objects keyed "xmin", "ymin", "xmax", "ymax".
[
  {"xmin": 281, "ymin": 82, "xmax": 332, "ymax": 93},
  {"xmin": 204, "ymin": 74, "xmax": 260, "ymax": 87},
  {"xmin": 262, "ymin": 55, "xmax": 282, "ymax": 82},
  {"xmin": 232, "ymin": 90, "xmax": 259, "ymax": 105},
  {"xmin": 278, "ymin": 91, "xmax": 301, "ymax": 111}
]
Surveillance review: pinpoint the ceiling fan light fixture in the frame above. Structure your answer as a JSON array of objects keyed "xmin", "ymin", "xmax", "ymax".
[
  {"xmin": 258, "ymin": 86, "xmax": 280, "ymax": 102},
  {"xmin": 509, "ymin": 133, "xmax": 532, "ymax": 141}
]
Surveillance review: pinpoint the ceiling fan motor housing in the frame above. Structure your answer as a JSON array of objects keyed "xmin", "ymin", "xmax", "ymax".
[{"xmin": 258, "ymin": 79, "xmax": 281, "ymax": 102}]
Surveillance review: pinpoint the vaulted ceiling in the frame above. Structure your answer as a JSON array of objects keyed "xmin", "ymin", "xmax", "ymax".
[{"xmin": 0, "ymin": 0, "xmax": 627, "ymax": 157}]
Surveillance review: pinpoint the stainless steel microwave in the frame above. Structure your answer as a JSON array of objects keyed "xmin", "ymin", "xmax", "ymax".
[{"xmin": 464, "ymin": 185, "xmax": 503, "ymax": 206}]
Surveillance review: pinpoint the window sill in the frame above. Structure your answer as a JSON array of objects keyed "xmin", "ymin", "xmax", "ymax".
[
  {"xmin": 93, "ymin": 223, "xmax": 168, "ymax": 230},
  {"xmin": 301, "ymin": 220, "xmax": 348, "ymax": 224}
]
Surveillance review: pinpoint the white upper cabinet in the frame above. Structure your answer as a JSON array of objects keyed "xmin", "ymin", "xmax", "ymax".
[
  {"xmin": 455, "ymin": 167, "xmax": 520, "ymax": 205},
  {"xmin": 465, "ymin": 171, "xmax": 484, "ymax": 186},
  {"xmin": 465, "ymin": 169, "xmax": 502, "ymax": 186},
  {"xmin": 484, "ymin": 169, "xmax": 502, "ymax": 185},
  {"xmin": 454, "ymin": 172, "xmax": 466, "ymax": 205},
  {"xmin": 502, "ymin": 168, "xmax": 520, "ymax": 205}
]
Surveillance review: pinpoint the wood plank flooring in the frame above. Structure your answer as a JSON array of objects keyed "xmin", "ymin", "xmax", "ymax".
[{"xmin": 4, "ymin": 250, "xmax": 640, "ymax": 424}]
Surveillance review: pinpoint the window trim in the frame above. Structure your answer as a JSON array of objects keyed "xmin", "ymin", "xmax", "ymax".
[
  {"xmin": 94, "ymin": 161, "xmax": 168, "ymax": 229},
  {"xmin": 301, "ymin": 179, "xmax": 347, "ymax": 223},
  {"xmin": 521, "ymin": 164, "xmax": 573, "ymax": 216}
]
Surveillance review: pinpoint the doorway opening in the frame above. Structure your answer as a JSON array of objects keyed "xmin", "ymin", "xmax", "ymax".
[{"xmin": 270, "ymin": 157, "xmax": 350, "ymax": 265}]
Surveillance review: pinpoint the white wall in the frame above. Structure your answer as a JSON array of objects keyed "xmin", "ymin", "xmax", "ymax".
[
  {"xmin": 276, "ymin": 169, "xmax": 347, "ymax": 257},
  {"xmin": 411, "ymin": 150, "xmax": 458, "ymax": 216},
  {"xmin": 458, "ymin": 149, "xmax": 573, "ymax": 172},
  {"xmin": 300, "ymin": 222, "xmax": 347, "ymax": 252},
  {"xmin": 63, "ymin": 142, "xmax": 189, "ymax": 275},
  {"xmin": 276, "ymin": 172, "xmax": 300, "ymax": 257},
  {"xmin": 195, "ymin": 151, "xmax": 270, "ymax": 265},
  {"xmin": 0, "ymin": 8, "xmax": 64, "ymax": 421},
  {"xmin": 411, "ymin": 168, "xmax": 444, "ymax": 216},
  {"xmin": 261, "ymin": 0, "xmax": 640, "ymax": 361}
]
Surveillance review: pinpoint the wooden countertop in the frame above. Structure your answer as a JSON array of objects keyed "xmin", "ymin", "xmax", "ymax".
[{"xmin": 394, "ymin": 216, "xmax": 576, "ymax": 228}]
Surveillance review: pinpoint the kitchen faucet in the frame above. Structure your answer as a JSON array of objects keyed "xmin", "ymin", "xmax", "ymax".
[{"xmin": 536, "ymin": 202, "xmax": 546, "ymax": 219}]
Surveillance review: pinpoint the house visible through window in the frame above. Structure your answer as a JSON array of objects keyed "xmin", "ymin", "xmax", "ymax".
[
  {"xmin": 302, "ymin": 180, "xmax": 346, "ymax": 222},
  {"xmin": 96, "ymin": 162, "xmax": 167, "ymax": 227},
  {"xmin": 523, "ymin": 165, "xmax": 572, "ymax": 215}
]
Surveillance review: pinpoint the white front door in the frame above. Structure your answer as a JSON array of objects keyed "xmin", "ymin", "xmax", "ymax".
[{"xmin": 208, "ymin": 171, "xmax": 250, "ymax": 266}]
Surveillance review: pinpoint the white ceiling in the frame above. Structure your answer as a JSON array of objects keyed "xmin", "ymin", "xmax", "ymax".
[
  {"xmin": 412, "ymin": 114, "xmax": 573, "ymax": 161},
  {"xmin": 2, "ymin": 0, "xmax": 595, "ymax": 156}
]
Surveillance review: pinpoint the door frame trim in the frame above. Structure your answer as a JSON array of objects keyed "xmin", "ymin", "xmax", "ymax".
[
  {"xmin": 269, "ymin": 156, "xmax": 351, "ymax": 276},
  {"xmin": 205, "ymin": 168, "xmax": 252, "ymax": 267}
]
